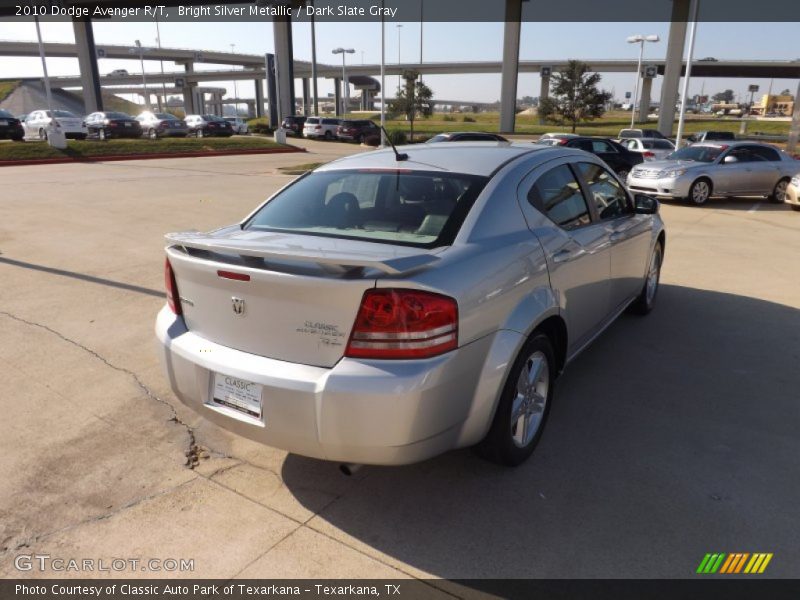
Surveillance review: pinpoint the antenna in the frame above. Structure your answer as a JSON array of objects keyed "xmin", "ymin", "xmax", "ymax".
[{"xmin": 380, "ymin": 125, "xmax": 408, "ymax": 161}]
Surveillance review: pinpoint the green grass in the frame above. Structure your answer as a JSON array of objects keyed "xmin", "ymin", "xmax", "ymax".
[
  {"xmin": 278, "ymin": 161, "xmax": 326, "ymax": 175},
  {"xmin": 0, "ymin": 80, "xmax": 20, "ymax": 103},
  {"xmin": 0, "ymin": 137, "xmax": 285, "ymax": 162}
]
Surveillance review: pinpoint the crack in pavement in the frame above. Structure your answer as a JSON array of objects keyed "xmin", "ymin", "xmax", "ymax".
[{"xmin": 0, "ymin": 310, "xmax": 197, "ymax": 468}]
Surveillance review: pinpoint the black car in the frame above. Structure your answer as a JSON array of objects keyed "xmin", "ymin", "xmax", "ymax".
[
  {"xmin": 84, "ymin": 111, "xmax": 143, "ymax": 140},
  {"xmin": 281, "ymin": 115, "xmax": 307, "ymax": 136},
  {"xmin": 426, "ymin": 131, "xmax": 509, "ymax": 143},
  {"xmin": 562, "ymin": 136, "xmax": 644, "ymax": 178},
  {"xmin": 185, "ymin": 115, "xmax": 234, "ymax": 137},
  {"xmin": 0, "ymin": 109, "xmax": 24, "ymax": 141},
  {"xmin": 336, "ymin": 119, "xmax": 381, "ymax": 143}
]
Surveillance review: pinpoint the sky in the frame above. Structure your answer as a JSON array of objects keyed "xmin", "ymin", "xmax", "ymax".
[{"xmin": 0, "ymin": 19, "xmax": 798, "ymax": 107}]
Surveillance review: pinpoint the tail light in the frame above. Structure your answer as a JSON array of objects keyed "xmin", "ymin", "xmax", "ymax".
[
  {"xmin": 643, "ymin": 151, "xmax": 655, "ymax": 158},
  {"xmin": 315, "ymin": 125, "xmax": 322, "ymax": 130},
  {"xmin": 558, "ymin": 138, "xmax": 569, "ymax": 145},
  {"xmin": 345, "ymin": 289, "xmax": 458, "ymax": 360},
  {"xmin": 164, "ymin": 259, "xmax": 182, "ymax": 315}
]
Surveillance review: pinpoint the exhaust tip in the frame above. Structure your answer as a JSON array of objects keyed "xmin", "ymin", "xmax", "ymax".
[{"xmin": 339, "ymin": 463, "xmax": 362, "ymax": 476}]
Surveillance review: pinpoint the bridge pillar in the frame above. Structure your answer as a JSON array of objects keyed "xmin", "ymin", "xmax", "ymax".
[
  {"xmin": 538, "ymin": 74, "xmax": 550, "ymax": 125},
  {"xmin": 658, "ymin": 0, "xmax": 690, "ymax": 136},
  {"xmin": 181, "ymin": 61, "xmax": 196, "ymax": 114},
  {"xmin": 272, "ymin": 18, "xmax": 296, "ymax": 119},
  {"xmin": 254, "ymin": 79, "xmax": 264, "ymax": 118},
  {"xmin": 499, "ymin": 0, "xmax": 522, "ymax": 133},
  {"xmin": 302, "ymin": 78, "xmax": 310, "ymax": 116},
  {"xmin": 787, "ymin": 79, "xmax": 800, "ymax": 155},
  {"xmin": 638, "ymin": 76, "xmax": 653, "ymax": 123},
  {"xmin": 72, "ymin": 19, "xmax": 103, "ymax": 113},
  {"xmin": 334, "ymin": 78, "xmax": 341, "ymax": 117}
]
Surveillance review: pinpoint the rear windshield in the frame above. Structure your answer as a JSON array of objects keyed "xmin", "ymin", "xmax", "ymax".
[
  {"xmin": 306, "ymin": 117, "xmax": 320, "ymax": 124},
  {"xmin": 156, "ymin": 113, "xmax": 178, "ymax": 120},
  {"xmin": 105, "ymin": 112, "xmax": 130, "ymax": 119},
  {"xmin": 706, "ymin": 132, "xmax": 735, "ymax": 139},
  {"xmin": 0, "ymin": 109, "xmax": 14, "ymax": 118},
  {"xmin": 244, "ymin": 169, "xmax": 489, "ymax": 248},
  {"xmin": 643, "ymin": 140, "xmax": 674, "ymax": 149},
  {"xmin": 619, "ymin": 130, "xmax": 641, "ymax": 138},
  {"xmin": 202, "ymin": 115, "xmax": 223, "ymax": 121},
  {"xmin": 50, "ymin": 110, "xmax": 77, "ymax": 118}
]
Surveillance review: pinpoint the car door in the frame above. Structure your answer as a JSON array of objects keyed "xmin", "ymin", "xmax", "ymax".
[
  {"xmin": 518, "ymin": 160, "xmax": 612, "ymax": 353},
  {"xmin": 716, "ymin": 146, "xmax": 755, "ymax": 195},
  {"xmin": 745, "ymin": 145, "xmax": 784, "ymax": 194},
  {"xmin": 575, "ymin": 162, "xmax": 652, "ymax": 309}
]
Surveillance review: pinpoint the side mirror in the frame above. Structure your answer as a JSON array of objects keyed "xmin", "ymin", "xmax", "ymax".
[
  {"xmin": 723, "ymin": 155, "xmax": 738, "ymax": 164},
  {"xmin": 634, "ymin": 194, "xmax": 659, "ymax": 215}
]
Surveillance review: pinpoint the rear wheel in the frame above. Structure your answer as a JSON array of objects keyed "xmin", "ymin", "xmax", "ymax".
[
  {"xmin": 616, "ymin": 168, "xmax": 629, "ymax": 180},
  {"xmin": 769, "ymin": 178, "xmax": 789, "ymax": 204},
  {"xmin": 688, "ymin": 178, "xmax": 712, "ymax": 205},
  {"xmin": 196, "ymin": 128, "xmax": 204, "ymax": 138},
  {"xmin": 98, "ymin": 128, "xmax": 107, "ymax": 141},
  {"xmin": 324, "ymin": 130, "xmax": 333, "ymax": 140},
  {"xmin": 475, "ymin": 333, "xmax": 555, "ymax": 467},
  {"xmin": 148, "ymin": 128, "xmax": 158, "ymax": 140},
  {"xmin": 629, "ymin": 242, "xmax": 663, "ymax": 315},
  {"xmin": 39, "ymin": 128, "xmax": 47, "ymax": 141}
]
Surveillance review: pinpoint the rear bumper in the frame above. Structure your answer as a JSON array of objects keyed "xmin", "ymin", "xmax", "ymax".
[
  {"xmin": 155, "ymin": 307, "xmax": 508, "ymax": 465},
  {"xmin": 785, "ymin": 182, "xmax": 800, "ymax": 207}
]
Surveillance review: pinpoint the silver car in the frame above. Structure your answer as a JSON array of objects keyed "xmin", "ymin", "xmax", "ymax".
[
  {"xmin": 627, "ymin": 142, "xmax": 798, "ymax": 205},
  {"xmin": 156, "ymin": 143, "xmax": 665, "ymax": 467},
  {"xmin": 135, "ymin": 111, "xmax": 188, "ymax": 138},
  {"xmin": 621, "ymin": 138, "xmax": 676, "ymax": 162}
]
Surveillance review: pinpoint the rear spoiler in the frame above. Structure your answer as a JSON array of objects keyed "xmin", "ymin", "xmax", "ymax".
[{"xmin": 165, "ymin": 231, "xmax": 439, "ymax": 276}]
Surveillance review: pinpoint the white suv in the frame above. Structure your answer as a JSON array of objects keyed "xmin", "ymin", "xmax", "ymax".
[{"xmin": 303, "ymin": 117, "xmax": 340, "ymax": 140}]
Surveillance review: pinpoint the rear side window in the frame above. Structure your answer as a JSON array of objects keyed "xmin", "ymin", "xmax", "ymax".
[
  {"xmin": 245, "ymin": 170, "xmax": 489, "ymax": 248},
  {"xmin": 322, "ymin": 119, "xmax": 339, "ymax": 125},
  {"xmin": 528, "ymin": 165, "xmax": 591, "ymax": 230},
  {"xmin": 306, "ymin": 118, "xmax": 319, "ymax": 124},
  {"xmin": 747, "ymin": 145, "xmax": 781, "ymax": 162}
]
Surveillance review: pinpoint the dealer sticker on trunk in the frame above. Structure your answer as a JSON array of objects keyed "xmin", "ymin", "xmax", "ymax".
[{"xmin": 212, "ymin": 373, "xmax": 262, "ymax": 419}]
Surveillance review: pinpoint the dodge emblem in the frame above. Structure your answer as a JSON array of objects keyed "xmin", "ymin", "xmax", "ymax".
[{"xmin": 231, "ymin": 297, "xmax": 245, "ymax": 316}]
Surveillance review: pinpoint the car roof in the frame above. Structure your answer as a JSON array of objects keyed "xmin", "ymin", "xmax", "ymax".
[{"xmin": 316, "ymin": 143, "xmax": 571, "ymax": 177}]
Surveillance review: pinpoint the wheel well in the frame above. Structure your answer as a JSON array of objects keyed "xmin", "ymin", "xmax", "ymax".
[
  {"xmin": 533, "ymin": 316, "xmax": 568, "ymax": 375},
  {"xmin": 657, "ymin": 231, "xmax": 666, "ymax": 255},
  {"xmin": 692, "ymin": 176, "xmax": 712, "ymax": 191}
]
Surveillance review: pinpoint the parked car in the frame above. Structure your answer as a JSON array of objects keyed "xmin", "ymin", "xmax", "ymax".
[
  {"xmin": 184, "ymin": 114, "xmax": 234, "ymax": 137},
  {"xmin": 627, "ymin": 142, "xmax": 798, "ymax": 205},
  {"xmin": 23, "ymin": 109, "xmax": 87, "ymax": 140},
  {"xmin": 618, "ymin": 128, "xmax": 670, "ymax": 141},
  {"xmin": 281, "ymin": 115, "xmax": 307, "ymax": 136},
  {"xmin": 84, "ymin": 111, "xmax": 142, "ymax": 140},
  {"xmin": 621, "ymin": 138, "xmax": 676, "ymax": 161},
  {"xmin": 135, "ymin": 111, "xmax": 188, "ymax": 139},
  {"xmin": 336, "ymin": 119, "xmax": 381, "ymax": 143},
  {"xmin": 784, "ymin": 173, "xmax": 800, "ymax": 212},
  {"xmin": 156, "ymin": 143, "xmax": 665, "ymax": 468},
  {"xmin": 303, "ymin": 116, "xmax": 340, "ymax": 140},
  {"xmin": 224, "ymin": 117, "xmax": 249, "ymax": 135},
  {"xmin": 0, "ymin": 109, "xmax": 24, "ymax": 141},
  {"xmin": 560, "ymin": 136, "xmax": 644, "ymax": 179},
  {"xmin": 686, "ymin": 131, "xmax": 736, "ymax": 144},
  {"xmin": 426, "ymin": 131, "xmax": 508, "ymax": 143},
  {"xmin": 108, "ymin": 69, "xmax": 129, "ymax": 76},
  {"xmin": 535, "ymin": 133, "xmax": 579, "ymax": 146}
]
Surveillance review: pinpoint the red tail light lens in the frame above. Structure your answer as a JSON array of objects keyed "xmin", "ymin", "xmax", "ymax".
[
  {"xmin": 643, "ymin": 151, "xmax": 655, "ymax": 158},
  {"xmin": 164, "ymin": 259, "xmax": 182, "ymax": 315},
  {"xmin": 345, "ymin": 289, "xmax": 458, "ymax": 359},
  {"xmin": 558, "ymin": 138, "xmax": 569, "ymax": 145}
]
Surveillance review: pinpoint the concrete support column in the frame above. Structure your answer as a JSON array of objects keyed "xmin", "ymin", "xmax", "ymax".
[
  {"xmin": 538, "ymin": 75, "xmax": 550, "ymax": 125},
  {"xmin": 658, "ymin": 1, "xmax": 690, "ymax": 136},
  {"xmin": 361, "ymin": 89, "xmax": 368, "ymax": 111},
  {"xmin": 787, "ymin": 78, "xmax": 800, "ymax": 155},
  {"xmin": 302, "ymin": 78, "xmax": 310, "ymax": 116},
  {"xmin": 181, "ymin": 61, "xmax": 196, "ymax": 114},
  {"xmin": 499, "ymin": 0, "xmax": 522, "ymax": 133},
  {"xmin": 272, "ymin": 18, "xmax": 296, "ymax": 119},
  {"xmin": 638, "ymin": 76, "xmax": 653, "ymax": 123},
  {"xmin": 254, "ymin": 79, "xmax": 264, "ymax": 118},
  {"xmin": 265, "ymin": 54, "xmax": 278, "ymax": 127},
  {"xmin": 334, "ymin": 78, "xmax": 341, "ymax": 117},
  {"xmin": 72, "ymin": 19, "xmax": 103, "ymax": 113}
]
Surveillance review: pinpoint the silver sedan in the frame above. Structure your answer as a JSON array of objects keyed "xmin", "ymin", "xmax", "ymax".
[
  {"xmin": 156, "ymin": 143, "xmax": 665, "ymax": 467},
  {"xmin": 627, "ymin": 141, "xmax": 799, "ymax": 205}
]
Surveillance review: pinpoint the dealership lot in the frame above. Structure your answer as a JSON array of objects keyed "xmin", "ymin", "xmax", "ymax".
[{"xmin": 0, "ymin": 139, "xmax": 798, "ymax": 582}]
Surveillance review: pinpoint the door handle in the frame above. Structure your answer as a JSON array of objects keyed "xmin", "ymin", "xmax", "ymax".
[{"xmin": 553, "ymin": 245, "xmax": 586, "ymax": 263}]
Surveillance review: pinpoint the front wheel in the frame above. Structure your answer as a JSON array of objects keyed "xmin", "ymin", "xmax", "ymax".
[
  {"xmin": 98, "ymin": 128, "xmax": 107, "ymax": 141},
  {"xmin": 196, "ymin": 128, "xmax": 204, "ymax": 138},
  {"xmin": 474, "ymin": 333, "xmax": 555, "ymax": 466},
  {"xmin": 39, "ymin": 128, "xmax": 47, "ymax": 141},
  {"xmin": 148, "ymin": 128, "xmax": 158, "ymax": 140},
  {"xmin": 629, "ymin": 242, "xmax": 663, "ymax": 315},
  {"xmin": 616, "ymin": 168, "xmax": 629, "ymax": 180},
  {"xmin": 769, "ymin": 178, "xmax": 789, "ymax": 204},
  {"xmin": 688, "ymin": 178, "xmax": 712, "ymax": 205}
]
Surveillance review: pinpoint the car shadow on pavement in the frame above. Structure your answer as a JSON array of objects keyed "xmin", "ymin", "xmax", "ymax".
[
  {"xmin": 660, "ymin": 197, "xmax": 795, "ymax": 211},
  {"xmin": 280, "ymin": 284, "xmax": 800, "ymax": 580}
]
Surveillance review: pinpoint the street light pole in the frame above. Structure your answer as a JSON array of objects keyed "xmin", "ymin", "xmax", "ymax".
[
  {"xmin": 155, "ymin": 18, "xmax": 167, "ymax": 112},
  {"xmin": 380, "ymin": 0, "xmax": 386, "ymax": 146},
  {"xmin": 626, "ymin": 34, "xmax": 659, "ymax": 128},
  {"xmin": 396, "ymin": 24, "xmax": 403, "ymax": 94},
  {"xmin": 135, "ymin": 40, "xmax": 151, "ymax": 111},
  {"xmin": 230, "ymin": 43, "xmax": 239, "ymax": 116},
  {"xmin": 675, "ymin": 0, "xmax": 699, "ymax": 149},
  {"xmin": 332, "ymin": 48, "xmax": 355, "ymax": 117}
]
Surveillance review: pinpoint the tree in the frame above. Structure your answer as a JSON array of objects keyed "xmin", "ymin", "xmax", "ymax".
[
  {"xmin": 712, "ymin": 89, "xmax": 734, "ymax": 103},
  {"xmin": 388, "ymin": 70, "xmax": 434, "ymax": 141},
  {"xmin": 536, "ymin": 60, "xmax": 611, "ymax": 133}
]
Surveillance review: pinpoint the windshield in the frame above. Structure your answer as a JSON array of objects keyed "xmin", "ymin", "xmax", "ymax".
[
  {"xmin": 156, "ymin": 113, "xmax": 178, "ymax": 120},
  {"xmin": 666, "ymin": 145, "xmax": 724, "ymax": 163},
  {"xmin": 644, "ymin": 140, "xmax": 674, "ymax": 150},
  {"xmin": 105, "ymin": 112, "xmax": 130, "ymax": 119},
  {"xmin": 244, "ymin": 169, "xmax": 489, "ymax": 248},
  {"xmin": 0, "ymin": 109, "xmax": 14, "ymax": 118}
]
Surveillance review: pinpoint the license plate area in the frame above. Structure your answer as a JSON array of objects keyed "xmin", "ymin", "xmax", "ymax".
[{"xmin": 210, "ymin": 373, "xmax": 263, "ymax": 420}]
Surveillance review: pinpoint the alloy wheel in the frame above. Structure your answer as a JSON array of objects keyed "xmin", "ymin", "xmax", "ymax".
[
  {"xmin": 646, "ymin": 245, "xmax": 662, "ymax": 306},
  {"xmin": 691, "ymin": 180, "xmax": 710, "ymax": 205},
  {"xmin": 773, "ymin": 180, "xmax": 788, "ymax": 203},
  {"xmin": 510, "ymin": 351, "xmax": 549, "ymax": 448}
]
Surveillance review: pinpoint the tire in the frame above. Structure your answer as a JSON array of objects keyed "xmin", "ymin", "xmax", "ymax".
[
  {"xmin": 148, "ymin": 128, "xmax": 158, "ymax": 140},
  {"xmin": 791, "ymin": 204, "xmax": 800, "ymax": 212},
  {"xmin": 357, "ymin": 134, "xmax": 364, "ymax": 144},
  {"xmin": 39, "ymin": 128, "xmax": 47, "ymax": 141},
  {"xmin": 769, "ymin": 178, "xmax": 790, "ymax": 204},
  {"xmin": 474, "ymin": 333, "xmax": 556, "ymax": 467},
  {"xmin": 629, "ymin": 242, "xmax": 663, "ymax": 315},
  {"xmin": 98, "ymin": 128, "xmax": 107, "ymax": 141},
  {"xmin": 196, "ymin": 128, "xmax": 204, "ymax": 138},
  {"xmin": 11, "ymin": 136, "xmax": 24, "ymax": 143},
  {"xmin": 616, "ymin": 168, "xmax": 629, "ymax": 180},
  {"xmin": 687, "ymin": 178, "xmax": 712, "ymax": 205},
  {"xmin": 324, "ymin": 130, "xmax": 333, "ymax": 140}
]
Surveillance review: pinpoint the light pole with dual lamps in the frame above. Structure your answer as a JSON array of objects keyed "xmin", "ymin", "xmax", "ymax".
[
  {"xmin": 626, "ymin": 34, "xmax": 659, "ymax": 128},
  {"xmin": 132, "ymin": 40, "xmax": 151, "ymax": 111},
  {"xmin": 332, "ymin": 47, "xmax": 355, "ymax": 117}
]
